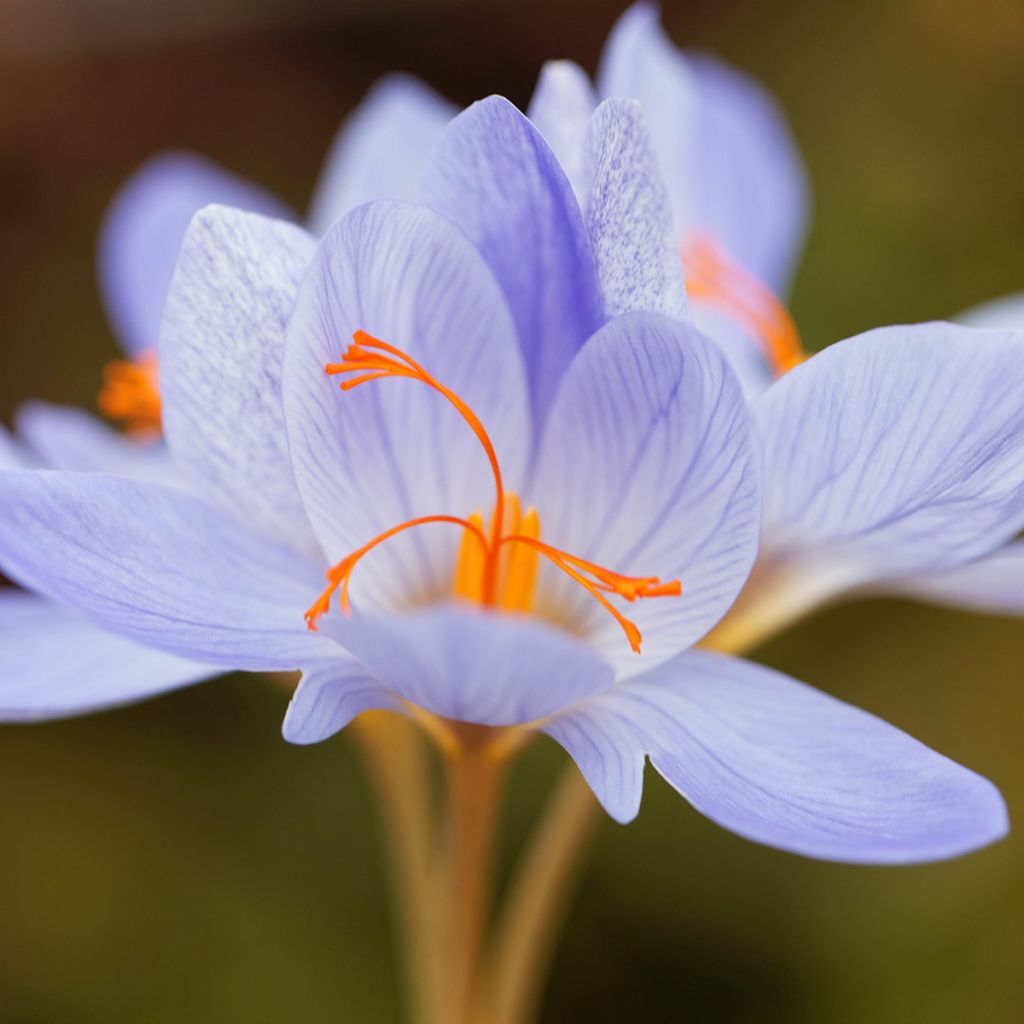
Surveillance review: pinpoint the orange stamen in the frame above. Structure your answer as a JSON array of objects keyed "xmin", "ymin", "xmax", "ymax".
[
  {"xmin": 98, "ymin": 349, "xmax": 162, "ymax": 433},
  {"xmin": 327, "ymin": 330, "xmax": 507, "ymax": 603},
  {"xmin": 305, "ymin": 514, "xmax": 487, "ymax": 630},
  {"xmin": 305, "ymin": 332, "xmax": 682, "ymax": 652},
  {"xmin": 683, "ymin": 234, "xmax": 805, "ymax": 376},
  {"xmin": 497, "ymin": 535, "xmax": 682, "ymax": 653}
]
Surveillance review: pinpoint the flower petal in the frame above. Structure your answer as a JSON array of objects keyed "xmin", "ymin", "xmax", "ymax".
[
  {"xmin": 541, "ymin": 699, "xmax": 645, "ymax": 823},
  {"xmin": 526, "ymin": 60, "xmax": 596, "ymax": 201},
  {"xmin": 598, "ymin": 5, "xmax": 809, "ymax": 294},
  {"xmin": 757, "ymin": 324, "xmax": 1024, "ymax": 589},
  {"xmin": 283, "ymin": 199, "xmax": 529, "ymax": 608},
  {"xmin": 99, "ymin": 151, "xmax": 291, "ymax": 357},
  {"xmin": 686, "ymin": 53, "xmax": 809, "ymax": 294},
  {"xmin": 692, "ymin": 307, "xmax": 773, "ymax": 399},
  {"xmin": 0, "ymin": 590, "xmax": 219, "ymax": 721},
  {"xmin": 530, "ymin": 311, "xmax": 759, "ymax": 677},
  {"xmin": 0, "ymin": 470, "xmax": 331, "ymax": 669},
  {"xmin": 597, "ymin": 4, "xmax": 698, "ymax": 235},
  {"xmin": 307, "ymin": 74, "xmax": 456, "ymax": 236},
  {"xmin": 887, "ymin": 541, "xmax": 1024, "ymax": 617},
  {"xmin": 160, "ymin": 205, "xmax": 321, "ymax": 558},
  {"xmin": 323, "ymin": 605, "xmax": 613, "ymax": 726},
  {"xmin": 0, "ymin": 424, "xmax": 32, "ymax": 469},
  {"xmin": 548, "ymin": 650, "xmax": 1009, "ymax": 862},
  {"xmin": 956, "ymin": 292, "xmax": 1024, "ymax": 329},
  {"xmin": 16, "ymin": 401, "xmax": 179, "ymax": 485},
  {"xmin": 282, "ymin": 660, "xmax": 399, "ymax": 744},
  {"xmin": 418, "ymin": 96, "xmax": 604, "ymax": 424},
  {"xmin": 583, "ymin": 98, "xmax": 690, "ymax": 323}
]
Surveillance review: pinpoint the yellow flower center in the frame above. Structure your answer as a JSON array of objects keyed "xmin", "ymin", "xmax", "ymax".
[{"xmin": 304, "ymin": 331, "xmax": 682, "ymax": 653}]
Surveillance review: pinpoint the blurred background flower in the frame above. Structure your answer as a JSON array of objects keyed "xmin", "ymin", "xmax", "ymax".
[{"xmin": 1, "ymin": 0, "xmax": 1022, "ymax": 1021}]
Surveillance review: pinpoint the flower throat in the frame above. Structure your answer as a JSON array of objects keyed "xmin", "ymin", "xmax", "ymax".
[{"xmin": 304, "ymin": 331, "xmax": 681, "ymax": 653}]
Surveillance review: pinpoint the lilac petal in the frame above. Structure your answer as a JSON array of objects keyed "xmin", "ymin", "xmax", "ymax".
[
  {"xmin": 583, "ymin": 98, "xmax": 690, "ymax": 323},
  {"xmin": 955, "ymin": 292, "xmax": 1024, "ymax": 329},
  {"xmin": 757, "ymin": 323, "xmax": 1024, "ymax": 590},
  {"xmin": 692, "ymin": 307, "xmax": 773, "ymax": 400},
  {"xmin": 282, "ymin": 660, "xmax": 399, "ymax": 744},
  {"xmin": 16, "ymin": 402, "xmax": 180, "ymax": 485},
  {"xmin": 686, "ymin": 53, "xmax": 809, "ymax": 295},
  {"xmin": 526, "ymin": 60, "xmax": 596, "ymax": 201},
  {"xmin": 0, "ymin": 470, "xmax": 332, "ymax": 670},
  {"xmin": 887, "ymin": 542, "xmax": 1024, "ymax": 616},
  {"xmin": 322, "ymin": 605, "xmax": 613, "ymax": 726},
  {"xmin": 418, "ymin": 96, "xmax": 604, "ymax": 425},
  {"xmin": 308, "ymin": 74, "xmax": 456, "ymax": 236},
  {"xmin": 598, "ymin": 5, "xmax": 809, "ymax": 295},
  {"xmin": 0, "ymin": 424, "xmax": 32, "ymax": 469},
  {"xmin": 283, "ymin": 200, "xmax": 529, "ymax": 609},
  {"xmin": 99, "ymin": 151, "xmax": 292, "ymax": 357},
  {"xmin": 530, "ymin": 311, "xmax": 759, "ymax": 678},
  {"xmin": 160, "ymin": 205, "xmax": 321, "ymax": 559},
  {"xmin": 597, "ymin": 4, "xmax": 698, "ymax": 235},
  {"xmin": 0, "ymin": 590, "xmax": 219, "ymax": 721},
  {"xmin": 541, "ymin": 699, "xmax": 645, "ymax": 823},
  {"xmin": 549, "ymin": 650, "xmax": 1008, "ymax": 862}
]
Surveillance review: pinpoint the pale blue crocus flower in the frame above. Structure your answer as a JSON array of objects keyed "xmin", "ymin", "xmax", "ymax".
[
  {"xmin": 570, "ymin": 8, "xmax": 1024, "ymax": 648},
  {"xmin": 465, "ymin": 6, "xmax": 1024, "ymax": 646},
  {"xmin": 0, "ymin": 75, "xmax": 456, "ymax": 719},
  {"xmin": 0, "ymin": 93, "xmax": 1011, "ymax": 864}
]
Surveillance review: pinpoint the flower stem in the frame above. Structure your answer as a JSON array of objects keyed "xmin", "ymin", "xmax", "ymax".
[
  {"xmin": 477, "ymin": 765, "xmax": 600, "ymax": 1024},
  {"xmin": 441, "ymin": 729, "xmax": 506, "ymax": 1023},
  {"xmin": 350, "ymin": 712, "xmax": 442, "ymax": 1024}
]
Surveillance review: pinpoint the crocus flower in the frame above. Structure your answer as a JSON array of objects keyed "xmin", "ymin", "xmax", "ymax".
[
  {"xmin": 0, "ymin": 76, "xmax": 456, "ymax": 719},
  {"xmin": 0, "ymin": 155, "xmax": 292, "ymax": 719},
  {"xmin": 571, "ymin": 15, "xmax": 1024, "ymax": 646},
  {"xmin": 21, "ymin": 72, "xmax": 454, "ymax": 460},
  {"xmin": 0, "ymin": 91, "xmax": 1009, "ymax": 864},
  {"xmin": 489, "ymin": 8, "xmax": 1024, "ymax": 650},
  {"xmin": 3, "ymin": 3, "xmax": 805, "ymax": 722}
]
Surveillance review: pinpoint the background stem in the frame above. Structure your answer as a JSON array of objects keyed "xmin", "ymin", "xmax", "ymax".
[
  {"xmin": 351, "ymin": 712, "xmax": 442, "ymax": 1024},
  {"xmin": 442, "ymin": 736, "xmax": 505, "ymax": 1023},
  {"xmin": 478, "ymin": 765, "xmax": 600, "ymax": 1024}
]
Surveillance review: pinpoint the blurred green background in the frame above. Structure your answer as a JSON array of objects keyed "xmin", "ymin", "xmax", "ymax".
[{"xmin": 1, "ymin": 0, "xmax": 1022, "ymax": 1020}]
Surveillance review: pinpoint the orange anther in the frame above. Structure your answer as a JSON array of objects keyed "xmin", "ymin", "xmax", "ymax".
[{"xmin": 98, "ymin": 349, "xmax": 162, "ymax": 433}]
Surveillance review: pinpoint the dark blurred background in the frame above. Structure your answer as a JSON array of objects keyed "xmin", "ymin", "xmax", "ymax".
[{"xmin": 1, "ymin": 0, "xmax": 1023, "ymax": 1021}]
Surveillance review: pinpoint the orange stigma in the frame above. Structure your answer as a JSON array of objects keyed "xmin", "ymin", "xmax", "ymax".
[
  {"xmin": 683, "ymin": 234, "xmax": 805, "ymax": 377},
  {"xmin": 98, "ymin": 349, "xmax": 162, "ymax": 433},
  {"xmin": 304, "ymin": 331, "xmax": 682, "ymax": 653}
]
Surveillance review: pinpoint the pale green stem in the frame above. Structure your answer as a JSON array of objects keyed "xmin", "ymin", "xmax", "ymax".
[
  {"xmin": 440, "ymin": 731, "xmax": 507, "ymax": 1024},
  {"xmin": 478, "ymin": 766, "xmax": 601, "ymax": 1024},
  {"xmin": 350, "ymin": 712, "xmax": 443, "ymax": 1024}
]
